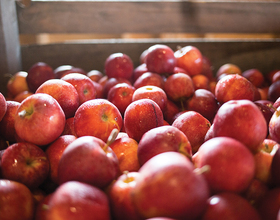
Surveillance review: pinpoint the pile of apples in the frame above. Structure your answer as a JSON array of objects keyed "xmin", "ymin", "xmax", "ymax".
[{"xmin": 2, "ymin": 44, "xmax": 280, "ymax": 220}]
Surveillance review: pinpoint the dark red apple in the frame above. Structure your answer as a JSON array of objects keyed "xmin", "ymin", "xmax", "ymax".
[
  {"xmin": 163, "ymin": 99, "xmax": 180, "ymax": 125},
  {"xmin": 133, "ymin": 71, "xmax": 165, "ymax": 90},
  {"xmin": 242, "ymin": 68, "xmax": 265, "ymax": 88},
  {"xmin": 54, "ymin": 65, "xmax": 87, "ymax": 79},
  {"xmin": 103, "ymin": 77, "xmax": 132, "ymax": 98},
  {"xmin": 268, "ymin": 80, "xmax": 280, "ymax": 102},
  {"xmin": 0, "ymin": 92, "xmax": 7, "ymax": 121},
  {"xmin": 132, "ymin": 63, "xmax": 148, "ymax": 83},
  {"xmin": 269, "ymin": 106, "xmax": 280, "ymax": 143},
  {"xmin": 216, "ymin": 63, "xmax": 242, "ymax": 79}
]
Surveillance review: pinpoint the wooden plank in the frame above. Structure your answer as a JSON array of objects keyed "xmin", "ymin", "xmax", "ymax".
[
  {"xmin": 0, "ymin": 0, "xmax": 22, "ymax": 96},
  {"xmin": 20, "ymin": 39, "xmax": 280, "ymax": 75},
  {"xmin": 17, "ymin": 1, "xmax": 280, "ymax": 35}
]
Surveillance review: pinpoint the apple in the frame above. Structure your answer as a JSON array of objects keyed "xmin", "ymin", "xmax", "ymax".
[
  {"xmin": 45, "ymin": 181, "xmax": 111, "ymax": 220},
  {"xmin": 104, "ymin": 52, "xmax": 134, "ymax": 80},
  {"xmin": 1, "ymin": 142, "xmax": 50, "ymax": 190},
  {"xmin": 172, "ymin": 111, "xmax": 211, "ymax": 154},
  {"xmin": 268, "ymin": 80, "xmax": 280, "ymax": 102},
  {"xmin": 26, "ymin": 62, "xmax": 55, "ymax": 93},
  {"xmin": 269, "ymin": 106, "xmax": 280, "ymax": 143},
  {"xmin": 242, "ymin": 68, "xmax": 265, "ymax": 88},
  {"xmin": 254, "ymin": 100, "xmax": 275, "ymax": 131},
  {"xmin": 45, "ymin": 135, "xmax": 77, "ymax": 185},
  {"xmin": 61, "ymin": 73, "xmax": 97, "ymax": 105},
  {"xmin": 107, "ymin": 171, "xmax": 143, "ymax": 220},
  {"xmin": 35, "ymin": 79, "xmax": 80, "ymax": 118},
  {"xmin": 200, "ymin": 192, "xmax": 261, "ymax": 220},
  {"xmin": 193, "ymin": 137, "xmax": 255, "ymax": 194},
  {"xmin": 137, "ymin": 125, "xmax": 192, "ymax": 166},
  {"xmin": 273, "ymin": 97, "xmax": 280, "ymax": 109},
  {"xmin": 131, "ymin": 151, "xmax": 209, "ymax": 219},
  {"xmin": 164, "ymin": 72, "xmax": 194, "ymax": 103},
  {"xmin": 57, "ymin": 135, "xmax": 120, "ymax": 188},
  {"xmin": 6, "ymin": 71, "xmax": 29, "ymax": 98},
  {"xmin": 174, "ymin": 45, "xmax": 203, "ymax": 77},
  {"xmin": 13, "ymin": 91, "xmax": 33, "ymax": 103},
  {"xmin": 216, "ymin": 63, "xmax": 242, "ymax": 80},
  {"xmin": 0, "ymin": 179, "xmax": 35, "ymax": 220},
  {"xmin": 215, "ymin": 74, "xmax": 255, "ymax": 104},
  {"xmin": 54, "ymin": 65, "xmax": 87, "ymax": 79},
  {"xmin": 102, "ymin": 77, "xmax": 132, "ymax": 98},
  {"xmin": 173, "ymin": 66, "xmax": 190, "ymax": 75},
  {"xmin": 61, "ymin": 117, "xmax": 77, "ymax": 136},
  {"xmin": 14, "ymin": 93, "xmax": 66, "ymax": 146},
  {"xmin": 200, "ymin": 55, "xmax": 214, "ymax": 81},
  {"xmin": 133, "ymin": 71, "xmax": 165, "ymax": 90},
  {"xmin": 34, "ymin": 193, "xmax": 53, "ymax": 220},
  {"xmin": 109, "ymin": 136, "xmax": 140, "ymax": 172},
  {"xmin": 186, "ymin": 88, "xmax": 219, "ymax": 122},
  {"xmin": 0, "ymin": 100, "xmax": 20, "ymax": 143},
  {"xmin": 0, "ymin": 92, "xmax": 7, "ymax": 121},
  {"xmin": 272, "ymin": 70, "xmax": 280, "ymax": 83},
  {"xmin": 191, "ymin": 74, "xmax": 210, "ymax": 91},
  {"xmin": 132, "ymin": 63, "xmax": 148, "ymax": 83},
  {"xmin": 86, "ymin": 69, "xmax": 104, "ymax": 82},
  {"xmin": 271, "ymin": 147, "xmax": 280, "ymax": 187},
  {"xmin": 124, "ymin": 98, "xmax": 164, "ymax": 142},
  {"xmin": 145, "ymin": 44, "xmax": 177, "ymax": 75},
  {"xmin": 211, "ymin": 99, "xmax": 267, "ymax": 153},
  {"xmin": 107, "ymin": 82, "xmax": 135, "ymax": 116},
  {"xmin": 132, "ymin": 85, "xmax": 168, "ymax": 112},
  {"xmin": 162, "ymin": 99, "xmax": 180, "ymax": 125},
  {"xmin": 74, "ymin": 98, "xmax": 123, "ymax": 143}
]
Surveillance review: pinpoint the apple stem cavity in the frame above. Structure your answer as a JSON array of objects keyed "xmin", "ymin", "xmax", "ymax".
[{"xmin": 194, "ymin": 165, "xmax": 211, "ymax": 175}]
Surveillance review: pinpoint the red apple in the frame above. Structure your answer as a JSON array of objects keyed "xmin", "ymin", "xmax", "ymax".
[
  {"xmin": 242, "ymin": 68, "xmax": 265, "ymax": 88},
  {"xmin": 104, "ymin": 52, "xmax": 134, "ymax": 80},
  {"xmin": 61, "ymin": 117, "xmax": 77, "ymax": 136},
  {"xmin": 45, "ymin": 135, "xmax": 77, "ymax": 185},
  {"xmin": 137, "ymin": 125, "xmax": 192, "ymax": 166},
  {"xmin": 74, "ymin": 98, "xmax": 123, "ymax": 143},
  {"xmin": 200, "ymin": 192, "xmax": 261, "ymax": 220},
  {"xmin": 54, "ymin": 65, "xmax": 87, "ymax": 79},
  {"xmin": 34, "ymin": 193, "xmax": 53, "ymax": 220},
  {"xmin": 268, "ymin": 80, "xmax": 280, "ymax": 102},
  {"xmin": 14, "ymin": 93, "xmax": 66, "ymax": 146},
  {"xmin": 131, "ymin": 151, "xmax": 209, "ymax": 219},
  {"xmin": 35, "ymin": 79, "xmax": 80, "ymax": 118},
  {"xmin": 211, "ymin": 99, "xmax": 267, "ymax": 153},
  {"xmin": 107, "ymin": 82, "xmax": 135, "ymax": 116},
  {"xmin": 215, "ymin": 74, "xmax": 255, "ymax": 104},
  {"xmin": 0, "ymin": 92, "xmax": 7, "ymax": 121},
  {"xmin": 133, "ymin": 71, "xmax": 165, "ymax": 90},
  {"xmin": 145, "ymin": 44, "xmax": 177, "ymax": 75},
  {"xmin": 192, "ymin": 74, "xmax": 210, "ymax": 91},
  {"xmin": 0, "ymin": 100, "xmax": 20, "ymax": 143},
  {"xmin": 26, "ymin": 62, "xmax": 55, "ymax": 93},
  {"xmin": 173, "ymin": 66, "xmax": 190, "ymax": 75},
  {"xmin": 271, "ymin": 146, "xmax": 280, "ymax": 187},
  {"xmin": 0, "ymin": 179, "xmax": 35, "ymax": 220},
  {"xmin": 13, "ymin": 91, "xmax": 33, "ymax": 103},
  {"xmin": 46, "ymin": 181, "xmax": 111, "ymax": 220},
  {"xmin": 201, "ymin": 55, "xmax": 214, "ymax": 81},
  {"xmin": 162, "ymin": 99, "xmax": 180, "ymax": 125},
  {"xmin": 193, "ymin": 137, "xmax": 255, "ymax": 194},
  {"xmin": 174, "ymin": 45, "xmax": 203, "ymax": 77},
  {"xmin": 1, "ymin": 142, "xmax": 49, "ymax": 189},
  {"xmin": 6, "ymin": 71, "xmax": 29, "ymax": 98},
  {"xmin": 164, "ymin": 72, "xmax": 194, "ymax": 103},
  {"xmin": 272, "ymin": 70, "xmax": 280, "ymax": 83},
  {"xmin": 124, "ymin": 99, "xmax": 164, "ymax": 142},
  {"xmin": 216, "ymin": 63, "xmax": 242, "ymax": 79},
  {"xmin": 109, "ymin": 136, "xmax": 140, "ymax": 172},
  {"xmin": 172, "ymin": 111, "xmax": 211, "ymax": 154},
  {"xmin": 57, "ymin": 136, "xmax": 120, "ymax": 188},
  {"xmin": 269, "ymin": 106, "xmax": 280, "ymax": 143},
  {"xmin": 102, "ymin": 77, "xmax": 132, "ymax": 98},
  {"xmin": 107, "ymin": 171, "xmax": 143, "ymax": 220},
  {"xmin": 61, "ymin": 73, "xmax": 97, "ymax": 105},
  {"xmin": 132, "ymin": 85, "xmax": 168, "ymax": 112},
  {"xmin": 254, "ymin": 100, "xmax": 275, "ymax": 128},
  {"xmin": 86, "ymin": 69, "xmax": 104, "ymax": 82},
  {"xmin": 132, "ymin": 63, "xmax": 148, "ymax": 83}
]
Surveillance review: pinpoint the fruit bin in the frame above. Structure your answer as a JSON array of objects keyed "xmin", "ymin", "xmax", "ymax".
[{"xmin": 1, "ymin": 0, "xmax": 280, "ymax": 96}]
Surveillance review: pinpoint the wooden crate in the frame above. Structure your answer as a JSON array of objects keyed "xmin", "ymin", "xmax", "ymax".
[{"xmin": 1, "ymin": 0, "xmax": 280, "ymax": 96}]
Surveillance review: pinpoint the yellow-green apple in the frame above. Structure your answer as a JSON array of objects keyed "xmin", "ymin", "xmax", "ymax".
[
  {"xmin": 215, "ymin": 74, "xmax": 255, "ymax": 104},
  {"xmin": 0, "ymin": 92, "xmax": 7, "ymax": 121},
  {"xmin": 164, "ymin": 72, "xmax": 194, "ymax": 104},
  {"xmin": 107, "ymin": 171, "xmax": 143, "ymax": 220},
  {"xmin": 191, "ymin": 74, "xmax": 210, "ymax": 91},
  {"xmin": 1, "ymin": 142, "xmax": 50, "ymax": 189},
  {"xmin": 211, "ymin": 99, "xmax": 267, "ymax": 153},
  {"xmin": 133, "ymin": 72, "xmax": 165, "ymax": 90},
  {"xmin": 145, "ymin": 44, "xmax": 177, "ymax": 75},
  {"xmin": 131, "ymin": 151, "xmax": 209, "ymax": 219},
  {"xmin": 14, "ymin": 93, "xmax": 66, "ymax": 146},
  {"xmin": 216, "ymin": 63, "xmax": 242, "ymax": 80},
  {"xmin": 57, "ymin": 136, "xmax": 120, "ymax": 188},
  {"xmin": 0, "ymin": 100, "xmax": 20, "ymax": 143},
  {"xmin": 61, "ymin": 73, "xmax": 97, "ymax": 105},
  {"xmin": 242, "ymin": 68, "xmax": 265, "ymax": 88},
  {"xmin": 174, "ymin": 45, "xmax": 203, "ymax": 77},
  {"xmin": 45, "ymin": 135, "xmax": 77, "ymax": 185},
  {"xmin": 257, "ymin": 187, "xmax": 280, "ymax": 220},
  {"xmin": 132, "ymin": 85, "xmax": 168, "ymax": 112},
  {"xmin": 107, "ymin": 82, "xmax": 135, "ymax": 116},
  {"xmin": 0, "ymin": 179, "xmax": 35, "ymax": 220},
  {"xmin": 45, "ymin": 181, "xmax": 111, "ymax": 220},
  {"xmin": 104, "ymin": 52, "xmax": 134, "ymax": 81},
  {"xmin": 124, "ymin": 99, "xmax": 164, "ymax": 142},
  {"xmin": 162, "ymin": 99, "xmax": 180, "ymax": 125},
  {"xmin": 74, "ymin": 98, "xmax": 123, "ymax": 142},
  {"xmin": 13, "ymin": 91, "xmax": 33, "ymax": 103},
  {"xmin": 254, "ymin": 139, "xmax": 279, "ymax": 185},
  {"xmin": 172, "ymin": 111, "xmax": 211, "ymax": 154},
  {"xmin": 193, "ymin": 137, "xmax": 255, "ymax": 194},
  {"xmin": 87, "ymin": 69, "xmax": 104, "ymax": 82},
  {"xmin": 61, "ymin": 117, "xmax": 77, "ymax": 137},
  {"xmin": 200, "ymin": 192, "xmax": 261, "ymax": 220},
  {"xmin": 132, "ymin": 63, "xmax": 148, "ymax": 83},
  {"xmin": 26, "ymin": 62, "xmax": 55, "ymax": 93},
  {"xmin": 35, "ymin": 79, "xmax": 80, "ymax": 118},
  {"xmin": 109, "ymin": 136, "xmax": 140, "ymax": 172},
  {"xmin": 137, "ymin": 125, "xmax": 192, "ymax": 166},
  {"xmin": 6, "ymin": 71, "xmax": 29, "ymax": 98},
  {"xmin": 103, "ymin": 77, "xmax": 132, "ymax": 98}
]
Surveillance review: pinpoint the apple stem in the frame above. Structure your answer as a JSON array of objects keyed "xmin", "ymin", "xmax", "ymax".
[
  {"xmin": 271, "ymin": 145, "xmax": 279, "ymax": 155},
  {"xmin": 18, "ymin": 109, "xmax": 27, "ymax": 118},
  {"xmin": 103, "ymin": 128, "xmax": 119, "ymax": 152},
  {"xmin": 268, "ymin": 104, "xmax": 280, "ymax": 117},
  {"xmin": 194, "ymin": 165, "xmax": 211, "ymax": 175}
]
